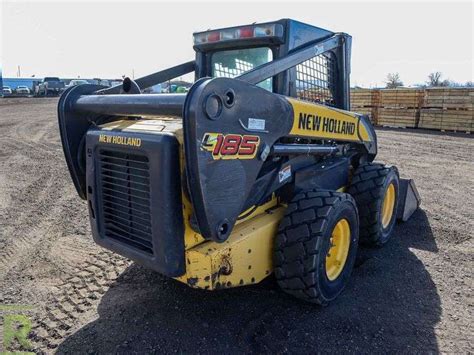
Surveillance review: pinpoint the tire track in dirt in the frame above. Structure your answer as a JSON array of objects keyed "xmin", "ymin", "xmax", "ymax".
[
  {"xmin": 29, "ymin": 252, "xmax": 132, "ymax": 351},
  {"xmin": 0, "ymin": 100, "xmax": 69, "ymax": 274},
  {"xmin": 12, "ymin": 114, "xmax": 62, "ymax": 152},
  {"xmin": 2, "ymin": 113, "xmax": 60, "ymax": 157},
  {"xmin": 0, "ymin": 98, "xmax": 133, "ymax": 353},
  {"xmin": 0, "ymin": 189, "xmax": 68, "ymax": 277},
  {"xmin": 0, "ymin": 100, "xmax": 67, "ymax": 272},
  {"xmin": 2, "ymin": 99, "xmax": 473, "ymax": 354},
  {"xmin": 4, "ymin": 137, "xmax": 58, "ymax": 158},
  {"xmin": 0, "ymin": 143, "xmax": 65, "ymax": 275}
]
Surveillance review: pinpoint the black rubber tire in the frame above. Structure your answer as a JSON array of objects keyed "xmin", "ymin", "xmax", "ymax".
[
  {"xmin": 347, "ymin": 163, "xmax": 400, "ymax": 247},
  {"xmin": 274, "ymin": 191, "xmax": 359, "ymax": 305}
]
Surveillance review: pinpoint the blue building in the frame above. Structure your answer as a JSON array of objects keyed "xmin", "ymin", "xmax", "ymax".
[
  {"xmin": 1, "ymin": 77, "xmax": 123, "ymax": 96},
  {"xmin": 2, "ymin": 77, "xmax": 38, "ymax": 91},
  {"xmin": 0, "ymin": 75, "xmax": 169, "ymax": 96},
  {"xmin": 0, "ymin": 68, "xmax": 3, "ymax": 97}
]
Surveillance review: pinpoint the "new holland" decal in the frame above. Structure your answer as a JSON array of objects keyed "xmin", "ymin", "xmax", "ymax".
[
  {"xmin": 288, "ymin": 98, "xmax": 370, "ymax": 141},
  {"xmin": 98, "ymin": 134, "xmax": 142, "ymax": 147},
  {"xmin": 297, "ymin": 113, "xmax": 356, "ymax": 135}
]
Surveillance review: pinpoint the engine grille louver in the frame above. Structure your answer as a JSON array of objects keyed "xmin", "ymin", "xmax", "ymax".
[{"xmin": 98, "ymin": 149, "xmax": 154, "ymax": 255}]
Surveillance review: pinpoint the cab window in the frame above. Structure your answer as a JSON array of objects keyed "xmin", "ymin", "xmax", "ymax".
[{"xmin": 212, "ymin": 47, "xmax": 273, "ymax": 91}]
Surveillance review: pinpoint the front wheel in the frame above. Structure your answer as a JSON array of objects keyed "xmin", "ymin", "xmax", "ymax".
[
  {"xmin": 274, "ymin": 191, "xmax": 359, "ymax": 305},
  {"xmin": 348, "ymin": 163, "xmax": 400, "ymax": 246}
]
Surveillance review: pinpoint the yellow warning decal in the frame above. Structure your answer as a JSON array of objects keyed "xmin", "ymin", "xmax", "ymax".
[
  {"xmin": 288, "ymin": 98, "xmax": 370, "ymax": 142},
  {"xmin": 98, "ymin": 134, "xmax": 142, "ymax": 147}
]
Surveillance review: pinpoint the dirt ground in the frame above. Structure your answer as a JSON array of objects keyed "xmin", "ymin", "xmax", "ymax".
[{"xmin": 0, "ymin": 97, "xmax": 472, "ymax": 354}]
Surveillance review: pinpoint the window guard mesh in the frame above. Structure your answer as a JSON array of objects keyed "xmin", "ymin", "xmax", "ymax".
[
  {"xmin": 213, "ymin": 59, "xmax": 272, "ymax": 91},
  {"xmin": 296, "ymin": 53, "xmax": 336, "ymax": 107},
  {"xmin": 213, "ymin": 59, "xmax": 254, "ymax": 78}
]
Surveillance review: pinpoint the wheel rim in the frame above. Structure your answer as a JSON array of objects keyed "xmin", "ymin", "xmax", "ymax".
[
  {"xmin": 325, "ymin": 218, "xmax": 351, "ymax": 281},
  {"xmin": 381, "ymin": 183, "xmax": 396, "ymax": 229}
]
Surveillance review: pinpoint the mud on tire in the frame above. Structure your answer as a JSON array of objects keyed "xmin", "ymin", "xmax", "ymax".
[{"xmin": 274, "ymin": 191, "xmax": 359, "ymax": 305}]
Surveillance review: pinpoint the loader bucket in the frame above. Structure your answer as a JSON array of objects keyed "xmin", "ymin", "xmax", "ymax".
[{"xmin": 397, "ymin": 178, "xmax": 421, "ymax": 222}]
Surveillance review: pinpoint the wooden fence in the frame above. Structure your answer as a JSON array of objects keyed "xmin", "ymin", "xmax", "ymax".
[{"xmin": 351, "ymin": 88, "xmax": 473, "ymax": 133}]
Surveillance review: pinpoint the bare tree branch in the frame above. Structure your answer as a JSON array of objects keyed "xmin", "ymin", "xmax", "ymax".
[{"xmin": 385, "ymin": 73, "xmax": 403, "ymax": 88}]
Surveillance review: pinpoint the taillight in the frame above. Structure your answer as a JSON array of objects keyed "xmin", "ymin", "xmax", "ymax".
[
  {"xmin": 207, "ymin": 31, "xmax": 221, "ymax": 42},
  {"xmin": 193, "ymin": 23, "xmax": 282, "ymax": 45},
  {"xmin": 238, "ymin": 27, "xmax": 254, "ymax": 38}
]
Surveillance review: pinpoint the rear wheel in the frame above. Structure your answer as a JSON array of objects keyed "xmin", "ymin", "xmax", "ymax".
[
  {"xmin": 274, "ymin": 191, "xmax": 359, "ymax": 305},
  {"xmin": 348, "ymin": 163, "xmax": 399, "ymax": 246}
]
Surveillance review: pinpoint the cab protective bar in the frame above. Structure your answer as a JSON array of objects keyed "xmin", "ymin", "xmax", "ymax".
[
  {"xmin": 96, "ymin": 60, "xmax": 196, "ymax": 95},
  {"xmin": 74, "ymin": 93, "xmax": 186, "ymax": 117}
]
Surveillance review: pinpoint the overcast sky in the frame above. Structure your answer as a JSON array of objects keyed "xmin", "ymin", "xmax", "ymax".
[{"xmin": 1, "ymin": 0, "xmax": 473, "ymax": 87}]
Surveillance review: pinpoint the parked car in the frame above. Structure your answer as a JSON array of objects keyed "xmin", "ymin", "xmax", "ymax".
[
  {"xmin": 2, "ymin": 86, "xmax": 13, "ymax": 96},
  {"xmin": 66, "ymin": 79, "xmax": 89, "ymax": 88},
  {"xmin": 34, "ymin": 77, "xmax": 65, "ymax": 96},
  {"xmin": 98, "ymin": 79, "xmax": 110, "ymax": 87},
  {"xmin": 90, "ymin": 78, "xmax": 110, "ymax": 87},
  {"xmin": 110, "ymin": 80, "xmax": 123, "ymax": 87},
  {"xmin": 15, "ymin": 85, "xmax": 31, "ymax": 96}
]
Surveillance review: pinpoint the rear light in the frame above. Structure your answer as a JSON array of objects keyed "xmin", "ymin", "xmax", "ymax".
[
  {"xmin": 238, "ymin": 27, "xmax": 254, "ymax": 38},
  {"xmin": 207, "ymin": 31, "xmax": 221, "ymax": 42},
  {"xmin": 193, "ymin": 23, "xmax": 282, "ymax": 45}
]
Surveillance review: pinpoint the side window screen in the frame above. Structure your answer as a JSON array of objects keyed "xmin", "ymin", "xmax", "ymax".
[
  {"xmin": 212, "ymin": 47, "xmax": 273, "ymax": 91},
  {"xmin": 296, "ymin": 53, "xmax": 336, "ymax": 107}
]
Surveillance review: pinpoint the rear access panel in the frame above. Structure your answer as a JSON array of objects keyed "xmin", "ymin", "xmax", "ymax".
[{"xmin": 85, "ymin": 121, "xmax": 185, "ymax": 277}]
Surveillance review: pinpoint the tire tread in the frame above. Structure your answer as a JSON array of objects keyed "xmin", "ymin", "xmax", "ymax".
[
  {"xmin": 275, "ymin": 191, "xmax": 356, "ymax": 304},
  {"xmin": 347, "ymin": 163, "xmax": 398, "ymax": 246}
]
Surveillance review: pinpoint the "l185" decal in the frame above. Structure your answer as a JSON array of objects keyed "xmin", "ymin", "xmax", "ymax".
[{"xmin": 202, "ymin": 133, "xmax": 260, "ymax": 160}]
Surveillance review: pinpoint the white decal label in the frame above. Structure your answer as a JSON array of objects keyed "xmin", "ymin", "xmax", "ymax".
[
  {"xmin": 248, "ymin": 118, "xmax": 266, "ymax": 131},
  {"xmin": 279, "ymin": 165, "xmax": 292, "ymax": 183}
]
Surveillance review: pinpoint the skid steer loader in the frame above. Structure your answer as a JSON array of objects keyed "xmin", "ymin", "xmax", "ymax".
[{"xmin": 58, "ymin": 19, "xmax": 420, "ymax": 304}]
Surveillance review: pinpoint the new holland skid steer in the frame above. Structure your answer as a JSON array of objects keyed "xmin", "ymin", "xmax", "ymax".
[{"xmin": 58, "ymin": 19, "xmax": 420, "ymax": 304}]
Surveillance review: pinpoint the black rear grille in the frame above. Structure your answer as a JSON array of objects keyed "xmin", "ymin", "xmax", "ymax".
[{"xmin": 98, "ymin": 149, "xmax": 153, "ymax": 255}]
